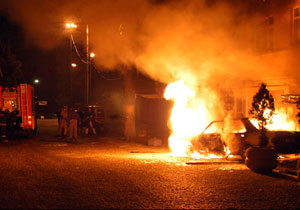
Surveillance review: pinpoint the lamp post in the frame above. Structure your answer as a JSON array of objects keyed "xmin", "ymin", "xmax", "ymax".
[
  {"xmin": 86, "ymin": 24, "xmax": 89, "ymax": 105},
  {"xmin": 89, "ymin": 52, "xmax": 95, "ymax": 104},
  {"xmin": 65, "ymin": 22, "xmax": 77, "ymax": 105},
  {"xmin": 66, "ymin": 22, "xmax": 90, "ymax": 106}
]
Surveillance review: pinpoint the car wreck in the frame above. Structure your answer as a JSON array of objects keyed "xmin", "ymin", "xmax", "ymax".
[{"xmin": 188, "ymin": 118, "xmax": 300, "ymax": 160}]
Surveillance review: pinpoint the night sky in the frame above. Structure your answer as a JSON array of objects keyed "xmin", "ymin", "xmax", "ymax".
[{"xmin": 0, "ymin": 14, "xmax": 66, "ymax": 113}]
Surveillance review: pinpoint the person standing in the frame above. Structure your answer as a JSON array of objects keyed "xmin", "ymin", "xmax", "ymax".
[
  {"xmin": 68, "ymin": 107, "xmax": 80, "ymax": 141},
  {"xmin": 77, "ymin": 106, "xmax": 84, "ymax": 136},
  {"xmin": 5, "ymin": 109, "xmax": 14, "ymax": 141},
  {"xmin": 0, "ymin": 108, "xmax": 7, "ymax": 141},
  {"xmin": 59, "ymin": 107, "xmax": 68, "ymax": 138},
  {"xmin": 84, "ymin": 108, "xmax": 97, "ymax": 136},
  {"xmin": 56, "ymin": 108, "xmax": 61, "ymax": 136}
]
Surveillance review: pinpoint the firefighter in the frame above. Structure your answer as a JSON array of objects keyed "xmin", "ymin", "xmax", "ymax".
[
  {"xmin": 56, "ymin": 109, "xmax": 61, "ymax": 136},
  {"xmin": 84, "ymin": 108, "xmax": 97, "ymax": 136},
  {"xmin": 13, "ymin": 110, "xmax": 21, "ymax": 131},
  {"xmin": 58, "ymin": 107, "xmax": 68, "ymax": 138},
  {"xmin": 77, "ymin": 106, "xmax": 84, "ymax": 136},
  {"xmin": 68, "ymin": 107, "xmax": 80, "ymax": 141},
  {"xmin": 0, "ymin": 108, "xmax": 7, "ymax": 141},
  {"xmin": 5, "ymin": 109, "xmax": 14, "ymax": 141}
]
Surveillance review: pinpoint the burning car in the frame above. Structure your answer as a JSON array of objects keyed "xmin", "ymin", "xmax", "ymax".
[{"xmin": 189, "ymin": 118, "xmax": 300, "ymax": 159}]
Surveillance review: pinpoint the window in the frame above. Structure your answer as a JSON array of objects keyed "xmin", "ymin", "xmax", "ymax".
[
  {"xmin": 3, "ymin": 99, "xmax": 18, "ymax": 112},
  {"xmin": 204, "ymin": 120, "xmax": 246, "ymax": 134},
  {"xmin": 255, "ymin": 16, "xmax": 274, "ymax": 52},
  {"xmin": 292, "ymin": 7, "xmax": 300, "ymax": 43}
]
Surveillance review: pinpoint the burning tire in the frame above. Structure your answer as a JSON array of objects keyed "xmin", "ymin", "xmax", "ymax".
[{"xmin": 245, "ymin": 147, "xmax": 278, "ymax": 173}]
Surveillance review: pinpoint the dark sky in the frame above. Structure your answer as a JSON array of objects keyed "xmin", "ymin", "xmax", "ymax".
[{"xmin": 0, "ymin": 14, "xmax": 68, "ymax": 112}]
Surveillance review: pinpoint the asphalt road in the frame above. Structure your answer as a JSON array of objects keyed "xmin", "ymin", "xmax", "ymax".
[{"xmin": 0, "ymin": 119, "xmax": 299, "ymax": 209}]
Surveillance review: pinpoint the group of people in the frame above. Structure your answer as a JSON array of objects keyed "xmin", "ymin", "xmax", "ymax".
[{"xmin": 57, "ymin": 106, "xmax": 97, "ymax": 141}]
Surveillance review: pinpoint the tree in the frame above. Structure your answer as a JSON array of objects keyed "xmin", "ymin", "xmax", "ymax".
[
  {"xmin": 249, "ymin": 83, "xmax": 275, "ymax": 148},
  {"xmin": 0, "ymin": 40, "xmax": 22, "ymax": 87}
]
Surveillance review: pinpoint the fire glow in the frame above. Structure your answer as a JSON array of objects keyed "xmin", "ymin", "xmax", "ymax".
[
  {"xmin": 250, "ymin": 108, "xmax": 299, "ymax": 131},
  {"xmin": 164, "ymin": 80, "xmax": 220, "ymax": 158},
  {"xmin": 164, "ymin": 81, "xmax": 299, "ymax": 159}
]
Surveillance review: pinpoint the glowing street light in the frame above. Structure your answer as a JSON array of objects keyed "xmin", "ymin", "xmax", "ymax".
[
  {"xmin": 65, "ymin": 22, "xmax": 78, "ymax": 104},
  {"xmin": 65, "ymin": 21, "xmax": 90, "ymax": 105},
  {"xmin": 34, "ymin": 79, "xmax": 39, "ymax": 84},
  {"xmin": 65, "ymin": 22, "xmax": 77, "ymax": 29}
]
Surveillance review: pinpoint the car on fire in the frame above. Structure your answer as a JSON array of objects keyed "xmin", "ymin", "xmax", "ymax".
[{"xmin": 189, "ymin": 118, "xmax": 300, "ymax": 159}]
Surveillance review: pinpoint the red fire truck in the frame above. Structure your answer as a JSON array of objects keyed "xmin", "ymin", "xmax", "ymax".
[{"xmin": 0, "ymin": 83, "xmax": 37, "ymax": 137}]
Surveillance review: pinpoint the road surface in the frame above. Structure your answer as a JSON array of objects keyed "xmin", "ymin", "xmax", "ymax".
[{"xmin": 0, "ymin": 119, "xmax": 299, "ymax": 209}]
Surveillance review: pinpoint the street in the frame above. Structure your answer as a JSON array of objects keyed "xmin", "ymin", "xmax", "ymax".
[{"xmin": 0, "ymin": 119, "xmax": 299, "ymax": 209}]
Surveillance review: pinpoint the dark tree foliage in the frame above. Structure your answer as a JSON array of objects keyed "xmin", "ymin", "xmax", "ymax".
[
  {"xmin": 296, "ymin": 101, "xmax": 300, "ymax": 124},
  {"xmin": 0, "ymin": 40, "xmax": 22, "ymax": 87},
  {"xmin": 249, "ymin": 83, "xmax": 275, "ymax": 147}
]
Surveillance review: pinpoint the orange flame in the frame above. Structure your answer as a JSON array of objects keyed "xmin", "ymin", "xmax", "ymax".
[
  {"xmin": 164, "ymin": 80, "xmax": 225, "ymax": 158},
  {"xmin": 164, "ymin": 80, "xmax": 299, "ymax": 159},
  {"xmin": 250, "ymin": 108, "xmax": 299, "ymax": 131}
]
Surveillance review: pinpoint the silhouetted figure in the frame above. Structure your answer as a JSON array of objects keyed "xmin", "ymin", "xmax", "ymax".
[
  {"xmin": 56, "ymin": 109, "xmax": 61, "ymax": 135},
  {"xmin": 77, "ymin": 106, "xmax": 84, "ymax": 136},
  {"xmin": 0, "ymin": 109, "xmax": 7, "ymax": 141},
  {"xmin": 59, "ymin": 107, "xmax": 68, "ymax": 138},
  {"xmin": 5, "ymin": 109, "xmax": 14, "ymax": 141},
  {"xmin": 84, "ymin": 108, "xmax": 96, "ymax": 136},
  {"xmin": 68, "ymin": 107, "xmax": 80, "ymax": 141}
]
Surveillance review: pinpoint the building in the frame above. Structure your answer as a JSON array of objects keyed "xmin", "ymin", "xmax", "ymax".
[{"xmin": 229, "ymin": 0, "xmax": 300, "ymax": 124}]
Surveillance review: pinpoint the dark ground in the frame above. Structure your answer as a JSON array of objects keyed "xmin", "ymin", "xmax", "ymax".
[{"xmin": 0, "ymin": 119, "xmax": 299, "ymax": 209}]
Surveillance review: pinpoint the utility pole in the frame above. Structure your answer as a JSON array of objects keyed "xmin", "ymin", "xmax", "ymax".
[
  {"xmin": 70, "ymin": 34, "xmax": 73, "ymax": 105},
  {"xmin": 86, "ymin": 24, "xmax": 89, "ymax": 106}
]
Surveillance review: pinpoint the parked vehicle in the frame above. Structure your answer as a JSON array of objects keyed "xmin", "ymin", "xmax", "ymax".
[
  {"xmin": 189, "ymin": 118, "xmax": 300, "ymax": 159},
  {"xmin": 0, "ymin": 84, "xmax": 37, "ymax": 137}
]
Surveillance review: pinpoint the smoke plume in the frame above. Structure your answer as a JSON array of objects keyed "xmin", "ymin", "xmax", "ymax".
[{"xmin": 0, "ymin": 0, "xmax": 297, "ymax": 89}]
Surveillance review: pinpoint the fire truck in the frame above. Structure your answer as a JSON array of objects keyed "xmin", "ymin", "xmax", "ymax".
[{"xmin": 0, "ymin": 83, "xmax": 37, "ymax": 137}]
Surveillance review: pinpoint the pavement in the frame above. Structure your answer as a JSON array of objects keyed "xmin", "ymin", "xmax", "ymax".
[{"xmin": 0, "ymin": 119, "xmax": 299, "ymax": 209}]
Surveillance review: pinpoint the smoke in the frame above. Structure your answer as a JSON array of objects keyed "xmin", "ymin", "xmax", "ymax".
[{"xmin": 0, "ymin": 0, "xmax": 297, "ymax": 88}]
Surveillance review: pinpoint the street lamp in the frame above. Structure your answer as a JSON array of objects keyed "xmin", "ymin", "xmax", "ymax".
[
  {"xmin": 66, "ymin": 23, "xmax": 77, "ymax": 29},
  {"xmin": 65, "ymin": 22, "xmax": 90, "ymax": 105},
  {"xmin": 34, "ymin": 79, "xmax": 39, "ymax": 84},
  {"xmin": 65, "ymin": 22, "xmax": 77, "ymax": 105},
  {"xmin": 86, "ymin": 24, "xmax": 89, "ymax": 105},
  {"xmin": 89, "ymin": 52, "xmax": 95, "ymax": 104}
]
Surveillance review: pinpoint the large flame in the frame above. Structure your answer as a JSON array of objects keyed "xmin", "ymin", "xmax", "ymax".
[
  {"xmin": 164, "ymin": 80, "xmax": 223, "ymax": 158},
  {"xmin": 164, "ymin": 80, "xmax": 206, "ymax": 156},
  {"xmin": 250, "ymin": 108, "xmax": 299, "ymax": 131},
  {"xmin": 164, "ymin": 80, "xmax": 299, "ymax": 159}
]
